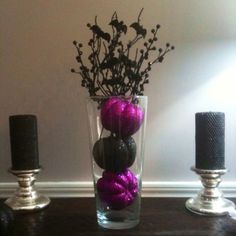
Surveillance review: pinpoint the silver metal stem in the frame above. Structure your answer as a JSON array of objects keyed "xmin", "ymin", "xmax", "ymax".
[
  {"xmin": 185, "ymin": 167, "xmax": 235, "ymax": 216},
  {"xmin": 5, "ymin": 168, "xmax": 50, "ymax": 211}
]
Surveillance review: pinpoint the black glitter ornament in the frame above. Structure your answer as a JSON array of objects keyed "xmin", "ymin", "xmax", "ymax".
[
  {"xmin": 0, "ymin": 203, "xmax": 14, "ymax": 236},
  {"xmin": 93, "ymin": 136, "xmax": 137, "ymax": 172},
  {"xmin": 93, "ymin": 136, "xmax": 129, "ymax": 172}
]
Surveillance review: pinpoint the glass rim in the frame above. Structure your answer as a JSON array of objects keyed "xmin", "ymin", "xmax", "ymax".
[{"xmin": 87, "ymin": 95, "xmax": 148, "ymax": 100}]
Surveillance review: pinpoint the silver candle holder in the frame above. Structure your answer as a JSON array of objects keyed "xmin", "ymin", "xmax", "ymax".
[
  {"xmin": 185, "ymin": 167, "xmax": 235, "ymax": 216},
  {"xmin": 5, "ymin": 168, "xmax": 50, "ymax": 211}
]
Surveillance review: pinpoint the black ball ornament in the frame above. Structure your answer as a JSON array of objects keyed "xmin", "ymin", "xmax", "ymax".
[
  {"xmin": 93, "ymin": 136, "xmax": 129, "ymax": 172},
  {"xmin": 0, "ymin": 203, "xmax": 14, "ymax": 236},
  {"xmin": 93, "ymin": 136, "xmax": 137, "ymax": 172}
]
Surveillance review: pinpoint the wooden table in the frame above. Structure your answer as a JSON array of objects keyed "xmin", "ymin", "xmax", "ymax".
[{"xmin": 2, "ymin": 198, "xmax": 236, "ymax": 236}]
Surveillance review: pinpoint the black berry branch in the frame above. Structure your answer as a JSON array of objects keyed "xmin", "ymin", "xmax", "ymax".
[{"xmin": 71, "ymin": 8, "xmax": 174, "ymax": 96}]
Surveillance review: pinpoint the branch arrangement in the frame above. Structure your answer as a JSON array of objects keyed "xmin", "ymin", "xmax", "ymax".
[{"xmin": 71, "ymin": 9, "xmax": 174, "ymax": 96}]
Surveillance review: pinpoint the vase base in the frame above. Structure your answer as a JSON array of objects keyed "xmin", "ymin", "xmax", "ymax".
[
  {"xmin": 98, "ymin": 218, "xmax": 139, "ymax": 230},
  {"xmin": 97, "ymin": 210, "xmax": 139, "ymax": 229}
]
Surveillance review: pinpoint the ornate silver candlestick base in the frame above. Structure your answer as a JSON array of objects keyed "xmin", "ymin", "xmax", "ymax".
[
  {"xmin": 5, "ymin": 168, "xmax": 50, "ymax": 211},
  {"xmin": 185, "ymin": 167, "xmax": 235, "ymax": 216}
]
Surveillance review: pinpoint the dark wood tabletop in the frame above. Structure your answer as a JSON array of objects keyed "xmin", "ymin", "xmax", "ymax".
[{"xmin": 1, "ymin": 198, "xmax": 236, "ymax": 236}]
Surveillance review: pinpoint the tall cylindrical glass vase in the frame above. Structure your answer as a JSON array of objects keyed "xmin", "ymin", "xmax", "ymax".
[{"xmin": 86, "ymin": 96, "xmax": 147, "ymax": 229}]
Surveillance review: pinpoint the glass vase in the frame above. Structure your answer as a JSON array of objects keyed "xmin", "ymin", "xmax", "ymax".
[{"xmin": 86, "ymin": 96, "xmax": 147, "ymax": 229}]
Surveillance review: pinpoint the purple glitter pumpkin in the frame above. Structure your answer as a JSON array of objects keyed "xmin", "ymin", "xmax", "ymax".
[
  {"xmin": 97, "ymin": 169, "xmax": 138, "ymax": 210},
  {"xmin": 101, "ymin": 97, "xmax": 144, "ymax": 137}
]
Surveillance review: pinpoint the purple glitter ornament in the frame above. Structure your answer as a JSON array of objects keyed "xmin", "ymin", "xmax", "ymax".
[
  {"xmin": 97, "ymin": 169, "xmax": 138, "ymax": 210},
  {"xmin": 101, "ymin": 97, "xmax": 144, "ymax": 137}
]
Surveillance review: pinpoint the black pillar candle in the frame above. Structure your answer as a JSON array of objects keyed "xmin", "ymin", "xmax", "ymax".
[
  {"xmin": 9, "ymin": 115, "xmax": 40, "ymax": 170},
  {"xmin": 195, "ymin": 112, "xmax": 225, "ymax": 170}
]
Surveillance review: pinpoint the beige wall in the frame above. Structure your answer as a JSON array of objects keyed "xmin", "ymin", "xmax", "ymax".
[{"xmin": 0, "ymin": 0, "xmax": 236, "ymax": 183}]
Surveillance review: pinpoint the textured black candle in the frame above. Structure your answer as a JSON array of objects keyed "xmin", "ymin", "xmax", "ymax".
[
  {"xmin": 195, "ymin": 112, "xmax": 225, "ymax": 170},
  {"xmin": 9, "ymin": 115, "xmax": 40, "ymax": 170}
]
